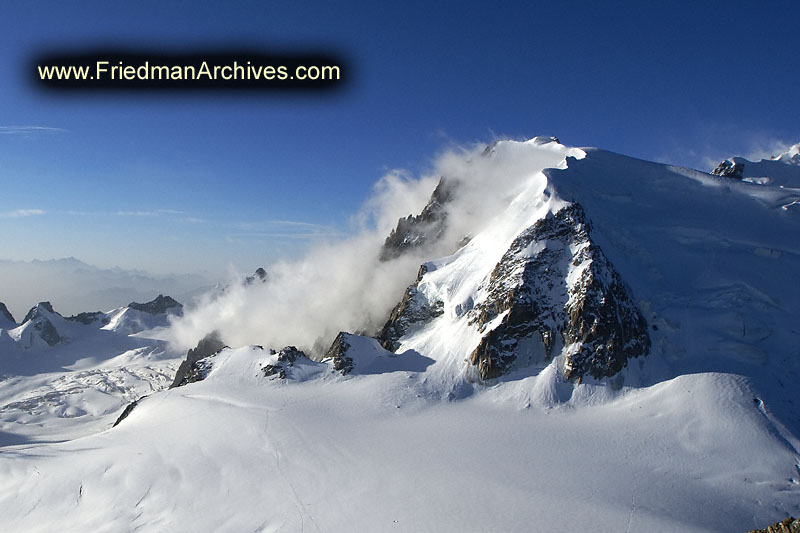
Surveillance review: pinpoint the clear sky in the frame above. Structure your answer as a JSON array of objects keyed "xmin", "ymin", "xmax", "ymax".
[{"xmin": 2, "ymin": 0, "xmax": 798, "ymax": 277}]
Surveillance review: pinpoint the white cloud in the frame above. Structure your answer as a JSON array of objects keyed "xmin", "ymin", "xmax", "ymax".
[
  {"xmin": 115, "ymin": 210, "xmax": 160, "ymax": 217},
  {"xmin": 0, "ymin": 126, "xmax": 66, "ymax": 135},
  {"xmin": 741, "ymin": 138, "xmax": 795, "ymax": 162},
  {"xmin": 0, "ymin": 208, "xmax": 45, "ymax": 218},
  {"xmin": 226, "ymin": 219, "xmax": 343, "ymax": 240},
  {"xmin": 168, "ymin": 139, "xmax": 581, "ymax": 357},
  {"xmin": 59, "ymin": 208, "xmax": 196, "ymax": 220}
]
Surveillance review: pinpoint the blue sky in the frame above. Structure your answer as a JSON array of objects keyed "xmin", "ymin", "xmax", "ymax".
[{"xmin": 2, "ymin": 1, "xmax": 798, "ymax": 277}]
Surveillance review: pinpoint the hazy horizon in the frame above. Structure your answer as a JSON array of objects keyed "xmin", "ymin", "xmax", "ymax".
[{"xmin": 0, "ymin": 256, "xmax": 216, "ymax": 319}]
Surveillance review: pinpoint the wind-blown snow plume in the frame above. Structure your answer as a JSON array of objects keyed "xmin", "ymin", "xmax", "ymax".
[{"xmin": 169, "ymin": 138, "xmax": 584, "ymax": 354}]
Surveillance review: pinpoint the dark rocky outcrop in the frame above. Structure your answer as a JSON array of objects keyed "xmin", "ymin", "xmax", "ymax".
[
  {"xmin": 381, "ymin": 201, "xmax": 649, "ymax": 382},
  {"xmin": 170, "ymin": 332, "xmax": 227, "ymax": 388},
  {"xmin": 112, "ymin": 395, "xmax": 148, "ymax": 427},
  {"xmin": 749, "ymin": 517, "xmax": 800, "ymax": 533},
  {"xmin": 380, "ymin": 177, "xmax": 453, "ymax": 261},
  {"xmin": 561, "ymin": 248, "xmax": 651, "ymax": 381},
  {"xmin": 66, "ymin": 311, "xmax": 109, "ymax": 326},
  {"xmin": 22, "ymin": 301, "xmax": 57, "ymax": 324},
  {"xmin": 128, "ymin": 295, "xmax": 183, "ymax": 316},
  {"xmin": 711, "ymin": 159, "xmax": 744, "ymax": 179},
  {"xmin": 21, "ymin": 302, "xmax": 62, "ymax": 346},
  {"xmin": 0, "ymin": 302, "xmax": 16, "ymax": 324},
  {"xmin": 246, "ymin": 267, "xmax": 268, "ymax": 285},
  {"xmin": 323, "ymin": 332, "xmax": 354, "ymax": 375},
  {"xmin": 262, "ymin": 346, "xmax": 307, "ymax": 379},
  {"xmin": 377, "ymin": 264, "xmax": 444, "ymax": 351},
  {"xmin": 467, "ymin": 203, "xmax": 649, "ymax": 381},
  {"xmin": 34, "ymin": 320, "xmax": 62, "ymax": 346}
]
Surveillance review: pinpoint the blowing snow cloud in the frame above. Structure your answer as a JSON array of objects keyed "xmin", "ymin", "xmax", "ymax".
[{"xmin": 168, "ymin": 138, "xmax": 583, "ymax": 354}]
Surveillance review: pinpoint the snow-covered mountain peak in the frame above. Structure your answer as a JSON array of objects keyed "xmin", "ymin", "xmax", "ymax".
[
  {"xmin": 711, "ymin": 141, "xmax": 800, "ymax": 187},
  {"xmin": 7, "ymin": 301, "xmax": 67, "ymax": 348},
  {"xmin": 0, "ymin": 294, "xmax": 185, "ymax": 352},
  {"xmin": 21, "ymin": 301, "xmax": 59, "ymax": 323},
  {"xmin": 481, "ymin": 136, "xmax": 585, "ymax": 164},
  {"xmin": 528, "ymin": 135, "xmax": 561, "ymax": 145},
  {"xmin": 772, "ymin": 142, "xmax": 800, "ymax": 165},
  {"xmin": 102, "ymin": 295, "xmax": 183, "ymax": 335},
  {"xmin": 376, "ymin": 146, "xmax": 652, "ymax": 391}
]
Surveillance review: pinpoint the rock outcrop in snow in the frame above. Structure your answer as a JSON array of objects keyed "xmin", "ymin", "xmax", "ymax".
[
  {"xmin": 711, "ymin": 159, "xmax": 744, "ymax": 179},
  {"xmin": 378, "ymin": 264, "xmax": 444, "ymax": 351},
  {"xmin": 112, "ymin": 396, "xmax": 147, "ymax": 427},
  {"xmin": 710, "ymin": 143, "xmax": 800, "ymax": 188},
  {"xmin": 171, "ymin": 332, "xmax": 227, "ymax": 387},
  {"xmin": 245, "ymin": 267, "xmax": 268, "ymax": 285},
  {"xmin": 467, "ymin": 203, "xmax": 650, "ymax": 380},
  {"xmin": 66, "ymin": 311, "xmax": 109, "ymax": 326},
  {"xmin": 378, "ymin": 193, "xmax": 650, "ymax": 382},
  {"xmin": 261, "ymin": 346, "xmax": 307, "ymax": 379},
  {"xmin": 380, "ymin": 177, "xmax": 454, "ymax": 261},
  {"xmin": 322, "ymin": 332, "xmax": 355, "ymax": 374}
]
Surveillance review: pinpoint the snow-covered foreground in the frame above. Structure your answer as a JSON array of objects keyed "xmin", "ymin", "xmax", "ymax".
[{"xmin": 1, "ymin": 346, "xmax": 798, "ymax": 532}]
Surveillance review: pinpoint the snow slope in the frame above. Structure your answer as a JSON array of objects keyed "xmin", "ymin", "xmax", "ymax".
[
  {"xmin": 1, "ymin": 138, "xmax": 799, "ymax": 531},
  {"xmin": 0, "ymin": 346, "xmax": 797, "ymax": 532},
  {"xmin": 555, "ymin": 149, "xmax": 800, "ymax": 430},
  {"xmin": 101, "ymin": 305, "xmax": 176, "ymax": 336}
]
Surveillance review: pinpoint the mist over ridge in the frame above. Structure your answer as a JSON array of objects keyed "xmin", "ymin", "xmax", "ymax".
[{"xmin": 168, "ymin": 138, "xmax": 584, "ymax": 353}]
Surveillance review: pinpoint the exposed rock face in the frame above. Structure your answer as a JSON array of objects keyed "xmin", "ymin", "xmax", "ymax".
[
  {"xmin": 246, "ymin": 267, "xmax": 268, "ymax": 285},
  {"xmin": 380, "ymin": 177, "xmax": 453, "ymax": 261},
  {"xmin": 262, "ymin": 346, "xmax": 307, "ymax": 379},
  {"xmin": 378, "ymin": 264, "xmax": 444, "ymax": 351},
  {"xmin": 711, "ymin": 159, "xmax": 744, "ymax": 179},
  {"xmin": 0, "ymin": 302, "xmax": 16, "ymax": 324},
  {"xmin": 113, "ymin": 395, "xmax": 148, "ymax": 427},
  {"xmin": 749, "ymin": 517, "xmax": 800, "ymax": 533},
  {"xmin": 21, "ymin": 302, "xmax": 62, "ymax": 346},
  {"xmin": 66, "ymin": 311, "xmax": 109, "ymax": 326},
  {"xmin": 323, "ymin": 332, "xmax": 355, "ymax": 375},
  {"xmin": 128, "ymin": 295, "xmax": 183, "ymax": 316},
  {"xmin": 379, "ymin": 202, "xmax": 650, "ymax": 382},
  {"xmin": 170, "ymin": 332, "xmax": 227, "ymax": 388},
  {"xmin": 468, "ymin": 203, "xmax": 649, "ymax": 380},
  {"xmin": 34, "ymin": 320, "xmax": 62, "ymax": 347}
]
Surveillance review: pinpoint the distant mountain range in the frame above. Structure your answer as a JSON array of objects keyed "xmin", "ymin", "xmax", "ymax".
[{"xmin": 0, "ymin": 257, "xmax": 212, "ymax": 319}]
